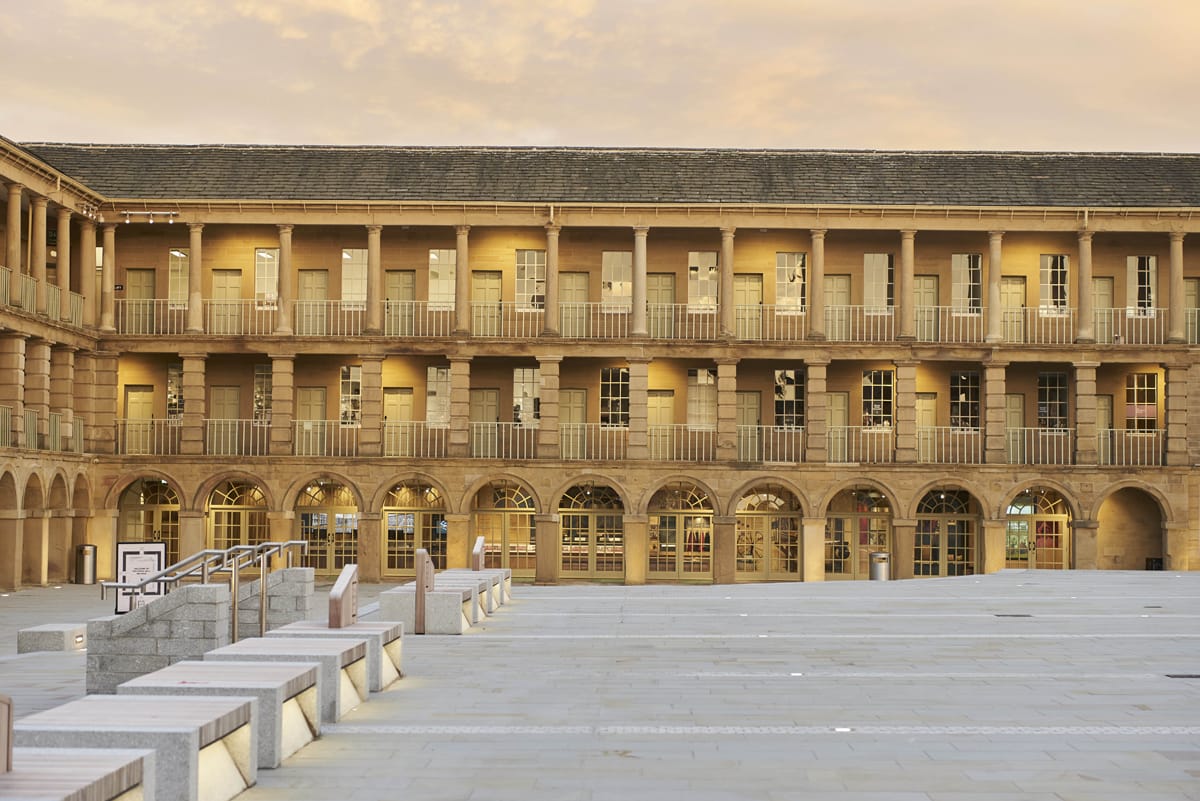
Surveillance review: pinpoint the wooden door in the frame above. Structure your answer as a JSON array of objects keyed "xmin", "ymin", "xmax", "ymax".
[
  {"xmin": 559, "ymin": 272, "xmax": 589, "ymax": 337},
  {"xmin": 472, "ymin": 271, "xmax": 502, "ymax": 336},
  {"xmin": 1005, "ymin": 394, "xmax": 1025, "ymax": 463},
  {"xmin": 210, "ymin": 270, "xmax": 243, "ymax": 334},
  {"xmin": 124, "ymin": 385, "xmax": 155, "ymax": 455},
  {"xmin": 733, "ymin": 274, "xmax": 762, "ymax": 339},
  {"xmin": 647, "ymin": 274, "xmax": 675, "ymax": 337},
  {"xmin": 647, "ymin": 390, "xmax": 674, "ymax": 459},
  {"xmin": 297, "ymin": 269, "xmax": 329, "ymax": 335},
  {"xmin": 826, "ymin": 275, "xmax": 851, "ymax": 340},
  {"xmin": 827, "ymin": 391, "xmax": 848, "ymax": 461},
  {"xmin": 125, "ymin": 268, "xmax": 156, "ymax": 334},
  {"xmin": 296, "ymin": 387, "xmax": 327, "ymax": 456},
  {"xmin": 1000, "ymin": 277, "xmax": 1025, "ymax": 343},
  {"xmin": 1093, "ymin": 276, "xmax": 1114, "ymax": 342},
  {"xmin": 385, "ymin": 270, "xmax": 416, "ymax": 336},
  {"xmin": 383, "ymin": 387, "xmax": 414, "ymax": 456},
  {"xmin": 560, "ymin": 388, "xmax": 586, "ymax": 459},
  {"xmin": 209, "ymin": 386, "xmax": 240, "ymax": 455},
  {"xmin": 470, "ymin": 388, "xmax": 499, "ymax": 456},
  {"xmin": 736, "ymin": 390, "xmax": 761, "ymax": 461},
  {"xmin": 916, "ymin": 393, "xmax": 936, "ymax": 461},
  {"xmin": 914, "ymin": 275, "xmax": 938, "ymax": 341}
]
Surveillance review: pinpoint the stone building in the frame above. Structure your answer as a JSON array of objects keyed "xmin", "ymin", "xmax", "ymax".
[{"xmin": 1, "ymin": 138, "xmax": 1197, "ymax": 589}]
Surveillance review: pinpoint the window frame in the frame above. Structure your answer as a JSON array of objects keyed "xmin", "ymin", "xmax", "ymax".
[
  {"xmin": 773, "ymin": 368, "xmax": 805, "ymax": 428},
  {"xmin": 1125, "ymin": 372, "xmax": 1157, "ymax": 431},
  {"xmin": 949, "ymin": 372, "xmax": 980, "ymax": 429},
  {"xmin": 862, "ymin": 369, "xmax": 894, "ymax": 428},
  {"xmin": 1037, "ymin": 372, "xmax": 1069, "ymax": 430},
  {"xmin": 687, "ymin": 367, "xmax": 718, "ymax": 431},
  {"xmin": 168, "ymin": 248, "xmax": 189, "ymax": 310},
  {"xmin": 1127, "ymin": 255, "xmax": 1157, "ymax": 317},
  {"xmin": 512, "ymin": 367, "xmax": 541, "ymax": 427},
  {"xmin": 601, "ymin": 251, "xmax": 633, "ymax": 312},
  {"xmin": 1039, "ymin": 254, "xmax": 1070, "ymax": 316},
  {"xmin": 340, "ymin": 365, "xmax": 362, "ymax": 428},
  {"xmin": 863, "ymin": 253, "xmax": 894, "ymax": 313},
  {"xmin": 687, "ymin": 251, "xmax": 719, "ymax": 313},
  {"xmin": 775, "ymin": 252, "xmax": 807, "ymax": 314},
  {"xmin": 428, "ymin": 249, "xmax": 456, "ymax": 311},
  {"xmin": 516, "ymin": 249, "xmax": 547, "ymax": 311},
  {"xmin": 341, "ymin": 248, "xmax": 367, "ymax": 311},
  {"xmin": 255, "ymin": 248, "xmax": 280, "ymax": 310},
  {"xmin": 950, "ymin": 253, "xmax": 982, "ymax": 316},
  {"xmin": 600, "ymin": 367, "xmax": 630, "ymax": 428}
]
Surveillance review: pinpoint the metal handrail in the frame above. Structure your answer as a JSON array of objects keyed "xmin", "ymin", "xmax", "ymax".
[{"xmin": 100, "ymin": 540, "xmax": 308, "ymax": 640}]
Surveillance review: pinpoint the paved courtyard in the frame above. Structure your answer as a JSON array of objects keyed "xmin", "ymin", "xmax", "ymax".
[{"xmin": 3, "ymin": 571, "xmax": 1199, "ymax": 800}]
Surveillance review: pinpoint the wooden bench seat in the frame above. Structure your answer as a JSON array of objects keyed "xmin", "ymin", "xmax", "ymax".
[
  {"xmin": 267, "ymin": 621, "xmax": 403, "ymax": 692},
  {"xmin": 0, "ymin": 747, "xmax": 155, "ymax": 801}
]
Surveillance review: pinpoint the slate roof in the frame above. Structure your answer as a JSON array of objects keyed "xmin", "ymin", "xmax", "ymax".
[{"xmin": 18, "ymin": 143, "xmax": 1200, "ymax": 207}]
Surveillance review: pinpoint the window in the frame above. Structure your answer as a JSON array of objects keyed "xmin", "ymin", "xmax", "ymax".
[
  {"xmin": 253, "ymin": 364, "xmax": 272, "ymax": 426},
  {"xmin": 429, "ymin": 249, "xmax": 456, "ymax": 310},
  {"xmin": 166, "ymin": 363, "xmax": 183, "ymax": 420},
  {"xmin": 1037, "ymin": 372, "xmax": 1068, "ymax": 429},
  {"xmin": 602, "ymin": 251, "xmax": 632, "ymax": 310},
  {"xmin": 774, "ymin": 369, "xmax": 805, "ymax": 428},
  {"xmin": 340, "ymin": 365, "xmax": 362, "ymax": 427},
  {"xmin": 513, "ymin": 368, "xmax": 540, "ymax": 426},
  {"xmin": 600, "ymin": 367, "xmax": 629, "ymax": 427},
  {"xmin": 950, "ymin": 373, "xmax": 980, "ymax": 429},
  {"xmin": 1039, "ymin": 254, "xmax": 1069, "ymax": 312},
  {"xmin": 1127, "ymin": 256, "xmax": 1157, "ymax": 314},
  {"xmin": 255, "ymin": 248, "xmax": 279, "ymax": 309},
  {"xmin": 342, "ymin": 248, "xmax": 367, "ymax": 310},
  {"xmin": 776, "ymin": 253, "xmax": 806, "ymax": 313},
  {"xmin": 863, "ymin": 253, "xmax": 894, "ymax": 309},
  {"xmin": 951, "ymin": 254, "xmax": 982, "ymax": 314},
  {"xmin": 426, "ymin": 366, "xmax": 450, "ymax": 426},
  {"xmin": 687, "ymin": 251, "xmax": 718, "ymax": 311},
  {"xmin": 168, "ymin": 249, "xmax": 189, "ymax": 310},
  {"xmin": 1125, "ymin": 373, "xmax": 1157, "ymax": 431},
  {"xmin": 862, "ymin": 370, "xmax": 894, "ymax": 427},
  {"xmin": 516, "ymin": 249, "xmax": 546, "ymax": 310},
  {"xmin": 687, "ymin": 368, "xmax": 717, "ymax": 430}
]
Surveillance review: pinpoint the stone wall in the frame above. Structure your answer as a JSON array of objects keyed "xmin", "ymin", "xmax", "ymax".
[{"xmin": 234, "ymin": 567, "xmax": 314, "ymax": 637}]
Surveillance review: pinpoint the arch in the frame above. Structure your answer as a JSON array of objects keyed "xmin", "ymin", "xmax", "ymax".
[
  {"xmin": 904, "ymin": 476, "xmax": 992, "ymax": 521},
  {"xmin": 996, "ymin": 478, "xmax": 1082, "ymax": 522},
  {"xmin": 815, "ymin": 477, "xmax": 899, "ymax": 519},
  {"xmin": 45, "ymin": 473, "xmax": 73, "ymax": 583},
  {"xmin": 558, "ymin": 482, "xmax": 626, "ymax": 581},
  {"xmin": 0, "ymin": 471, "xmax": 18, "ymax": 509},
  {"xmin": 381, "ymin": 479, "xmax": 448, "ymax": 576},
  {"xmin": 104, "ymin": 471, "xmax": 187, "ymax": 512},
  {"xmin": 207, "ymin": 479, "xmax": 271, "ymax": 551},
  {"xmin": 194, "ymin": 471, "xmax": 279, "ymax": 513},
  {"xmin": 647, "ymin": 480, "xmax": 714, "ymax": 581},
  {"xmin": 294, "ymin": 477, "xmax": 361, "ymax": 576},
  {"xmin": 638, "ymin": 475, "xmax": 718, "ymax": 516},
  {"xmin": 71, "ymin": 473, "xmax": 92, "ymax": 511},
  {"xmin": 547, "ymin": 473, "xmax": 632, "ymax": 515},
  {"xmin": 117, "ymin": 477, "xmax": 182, "ymax": 565},
  {"xmin": 724, "ymin": 475, "xmax": 809, "ymax": 518},
  {"xmin": 471, "ymin": 478, "xmax": 538, "ymax": 578},
  {"xmin": 461, "ymin": 473, "xmax": 542, "ymax": 516},
  {"xmin": 734, "ymin": 482, "xmax": 804, "ymax": 582},
  {"xmin": 47, "ymin": 473, "xmax": 70, "ymax": 510},
  {"xmin": 1095, "ymin": 486, "xmax": 1165, "ymax": 571},
  {"xmin": 914, "ymin": 487, "xmax": 984, "ymax": 577},
  {"xmin": 283, "ymin": 471, "xmax": 364, "ymax": 512},
  {"xmin": 1088, "ymin": 479, "xmax": 1174, "ymax": 525},
  {"xmin": 21, "ymin": 473, "xmax": 45, "ymax": 511},
  {"xmin": 1003, "ymin": 485, "xmax": 1073, "ymax": 570},
  {"xmin": 368, "ymin": 472, "xmax": 454, "ymax": 513},
  {"xmin": 824, "ymin": 484, "xmax": 894, "ymax": 580}
]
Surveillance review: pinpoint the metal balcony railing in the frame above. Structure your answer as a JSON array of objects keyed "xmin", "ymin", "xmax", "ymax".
[
  {"xmin": 67, "ymin": 291, "xmax": 85, "ymax": 326},
  {"xmin": 1097, "ymin": 428, "xmax": 1163, "ymax": 466},
  {"xmin": 293, "ymin": 300, "xmax": 366, "ymax": 336},
  {"xmin": 736, "ymin": 425, "xmax": 805, "ymax": 463},
  {"xmin": 204, "ymin": 300, "xmax": 276, "ymax": 335},
  {"xmin": 827, "ymin": 425, "xmax": 895, "ymax": 463},
  {"xmin": 646, "ymin": 424, "xmax": 717, "ymax": 462},
  {"xmin": 0, "ymin": 404, "xmax": 11, "ymax": 448},
  {"xmin": 915, "ymin": 426, "xmax": 984, "ymax": 464},
  {"xmin": 45, "ymin": 285, "xmax": 61, "ymax": 321},
  {"xmin": 0, "ymin": 266, "xmax": 10, "ymax": 306},
  {"xmin": 914, "ymin": 307, "xmax": 985, "ymax": 344},
  {"xmin": 115, "ymin": 299, "xmax": 189, "ymax": 334},
  {"xmin": 293, "ymin": 420, "xmax": 359, "ymax": 457},
  {"xmin": 558, "ymin": 303, "xmax": 631, "ymax": 339},
  {"xmin": 381, "ymin": 421, "xmax": 450, "ymax": 457},
  {"xmin": 205, "ymin": 419, "xmax": 271, "ymax": 456},
  {"xmin": 646, "ymin": 304, "xmax": 719, "ymax": 340},
  {"xmin": 1000, "ymin": 307, "xmax": 1075, "ymax": 345},
  {"xmin": 1093, "ymin": 307, "xmax": 1167, "ymax": 345},
  {"xmin": 734, "ymin": 305, "xmax": 808, "ymax": 341},
  {"xmin": 23, "ymin": 409, "xmax": 39, "ymax": 449},
  {"xmin": 559, "ymin": 423, "xmax": 628, "ymax": 460},
  {"xmin": 470, "ymin": 302, "xmax": 544, "ymax": 338},
  {"xmin": 384, "ymin": 301, "xmax": 454, "ymax": 337},
  {"xmin": 116, "ymin": 418, "xmax": 182, "ymax": 455},
  {"xmin": 15, "ymin": 273, "xmax": 35, "ymax": 313},
  {"xmin": 825, "ymin": 306, "xmax": 895, "ymax": 342},
  {"xmin": 469, "ymin": 422, "xmax": 539, "ymax": 459},
  {"xmin": 1005, "ymin": 427, "xmax": 1074, "ymax": 465}
]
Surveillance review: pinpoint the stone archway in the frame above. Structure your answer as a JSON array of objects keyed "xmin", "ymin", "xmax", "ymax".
[{"xmin": 1096, "ymin": 487, "xmax": 1164, "ymax": 570}]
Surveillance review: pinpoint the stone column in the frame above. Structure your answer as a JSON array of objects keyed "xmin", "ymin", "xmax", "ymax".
[
  {"xmin": 1073, "ymin": 361, "xmax": 1098, "ymax": 466},
  {"xmin": 897, "ymin": 230, "xmax": 916, "ymax": 340},
  {"xmin": 1076, "ymin": 231, "xmax": 1095, "ymax": 343},
  {"xmin": 73, "ymin": 352, "xmax": 95, "ymax": 453},
  {"xmin": 891, "ymin": 519, "xmax": 916, "ymax": 579},
  {"xmin": 893, "ymin": 360, "xmax": 917, "ymax": 462},
  {"xmin": 24, "ymin": 339, "xmax": 50, "ymax": 448},
  {"xmin": 1165, "ymin": 365, "xmax": 1188, "ymax": 466},
  {"xmin": 632, "ymin": 226, "xmax": 648, "ymax": 336},
  {"xmin": 622, "ymin": 514, "xmax": 648, "ymax": 585},
  {"xmin": 359, "ymin": 355, "xmax": 384, "ymax": 457},
  {"xmin": 448, "ymin": 356, "xmax": 471, "ymax": 457},
  {"xmin": 804, "ymin": 359, "xmax": 828, "ymax": 463},
  {"xmin": 365, "ymin": 225, "xmax": 383, "ymax": 335},
  {"xmin": 91, "ymin": 352, "xmax": 119, "ymax": 454},
  {"xmin": 357, "ymin": 512, "xmax": 382, "ymax": 582},
  {"xmin": 100, "ymin": 223, "xmax": 116, "ymax": 332},
  {"xmin": 444, "ymin": 512, "xmax": 469, "ymax": 569},
  {"xmin": 712, "ymin": 515, "xmax": 737, "ymax": 584},
  {"xmin": 23, "ymin": 512, "xmax": 49, "ymax": 586},
  {"xmin": 0, "ymin": 511, "xmax": 24, "ymax": 590},
  {"xmin": 0, "ymin": 336, "xmax": 27, "ymax": 448},
  {"xmin": 801, "ymin": 517, "xmax": 826, "ymax": 582},
  {"xmin": 536, "ymin": 355, "xmax": 561, "ymax": 459},
  {"xmin": 30, "ymin": 197, "xmax": 47, "ymax": 315},
  {"xmin": 1168, "ymin": 232, "xmax": 1186, "ymax": 343},
  {"xmin": 534, "ymin": 514, "xmax": 561, "ymax": 585},
  {"xmin": 1188, "ymin": 362, "xmax": 1200, "ymax": 467},
  {"xmin": 56, "ymin": 208, "xmax": 72, "ymax": 321},
  {"xmin": 186, "ymin": 223, "xmax": 204, "ymax": 333},
  {"xmin": 1164, "ymin": 522, "xmax": 1193, "ymax": 571},
  {"xmin": 715, "ymin": 358, "xmax": 738, "ymax": 461},
  {"xmin": 180, "ymin": 354, "xmax": 207, "ymax": 456},
  {"xmin": 808, "ymin": 229, "xmax": 826, "ymax": 340},
  {"xmin": 267, "ymin": 511, "xmax": 296, "ymax": 545},
  {"xmin": 5, "ymin": 184, "xmax": 21, "ymax": 300},
  {"xmin": 980, "ymin": 519, "xmax": 1007, "ymax": 574},
  {"xmin": 985, "ymin": 232, "xmax": 1004, "ymax": 343},
  {"xmin": 543, "ymin": 224, "xmax": 560, "ymax": 336},
  {"xmin": 454, "ymin": 225, "xmax": 470, "ymax": 335},
  {"xmin": 269, "ymin": 355, "xmax": 295, "ymax": 456},
  {"xmin": 78, "ymin": 221, "xmax": 97, "ymax": 327},
  {"xmin": 178, "ymin": 511, "xmax": 206, "ymax": 561},
  {"xmin": 275, "ymin": 225, "xmax": 293, "ymax": 335},
  {"xmin": 626, "ymin": 358, "xmax": 649, "ymax": 460},
  {"xmin": 983, "ymin": 360, "xmax": 1008, "ymax": 465},
  {"xmin": 49, "ymin": 346, "xmax": 75, "ymax": 448},
  {"xmin": 720, "ymin": 227, "xmax": 736, "ymax": 338},
  {"xmin": 1072, "ymin": 519, "xmax": 1099, "ymax": 569}
]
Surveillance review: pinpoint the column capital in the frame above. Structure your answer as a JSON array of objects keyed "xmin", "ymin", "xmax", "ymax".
[
  {"xmin": 268, "ymin": 351, "xmax": 296, "ymax": 362},
  {"xmin": 536, "ymin": 354, "xmax": 563, "ymax": 365},
  {"xmin": 1170, "ymin": 231, "xmax": 1186, "ymax": 244},
  {"xmin": 714, "ymin": 356, "xmax": 740, "ymax": 366},
  {"xmin": 900, "ymin": 229, "xmax": 917, "ymax": 239},
  {"xmin": 178, "ymin": 352, "xmax": 209, "ymax": 362},
  {"xmin": 449, "ymin": 354, "xmax": 473, "ymax": 365},
  {"xmin": 1077, "ymin": 230, "xmax": 1094, "ymax": 243},
  {"xmin": 632, "ymin": 225, "xmax": 649, "ymax": 236},
  {"xmin": 988, "ymin": 230, "xmax": 1005, "ymax": 241},
  {"xmin": 358, "ymin": 353, "xmax": 385, "ymax": 364},
  {"xmin": 101, "ymin": 222, "xmax": 117, "ymax": 233},
  {"xmin": 720, "ymin": 226, "xmax": 736, "ymax": 237},
  {"xmin": 30, "ymin": 196, "xmax": 48, "ymax": 209},
  {"xmin": 277, "ymin": 224, "xmax": 294, "ymax": 235},
  {"xmin": 366, "ymin": 224, "xmax": 382, "ymax": 234},
  {"xmin": 805, "ymin": 357, "xmax": 830, "ymax": 367},
  {"xmin": 544, "ymin": 222, "xmax": 561, "ymax": 235},
  {"xmin": 188, "ymin": 222, "xmax": 205, "ymax": 233},
  {"xmin": 809, "ymin": 228, "xmax": 827, "ymax": 238},
  {"xmin": 79, "ymin": 218, "xmax": 96, "ymax": 233},
  {"xmin": 6, "ymin": 182, "xmax": 23, "ymax": 194},
  {"xmin": 56, "ymin": 207, "xmax": 72, "ymax": 222},
  {"xmin": 455, "ymin": 224, "xmax": 470, "ymax": 236}
]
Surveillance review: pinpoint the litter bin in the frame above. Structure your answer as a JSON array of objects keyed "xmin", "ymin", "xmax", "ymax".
[
  {"xmin": 868, "ymin": 551, "xmax": 890, "ymax": 581},
  {"xmin": 74, "ymin": 544, "xmax": 97, "ymax": 585}
]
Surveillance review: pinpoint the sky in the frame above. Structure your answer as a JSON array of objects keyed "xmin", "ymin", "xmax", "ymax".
[{"xmin": 2, "ymin": 0, "xmax": 1198, "ymax": 151}]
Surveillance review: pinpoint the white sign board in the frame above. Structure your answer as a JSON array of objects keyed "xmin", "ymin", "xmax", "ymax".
[{"xmin": 115, "ymin": 541, "xmax": 168, "ymax": 614}]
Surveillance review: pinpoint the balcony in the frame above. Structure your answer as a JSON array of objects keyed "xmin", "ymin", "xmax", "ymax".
[
  {"xmin": 559, "ymin": 423, "xmax": 628, "ymax": 460},
  {"xmin": 915, "ymin": 427, "xmax": 983, "ymax": 464},
  {"xmin": 1000, "ymin": 307, "xmax": 1075, "ymax": 345},
  {"xmin": 469, "ymin": 422, "xmax": 538, "ymax": 459},
  {"xmin": 116, "ymin": 299, "xmax": 188, "ymax": 335},
  {"xmin": 827, "ymin": 426, "xmax": 895, "ymax": 463},
  {"xmin": 293, "ymin": 301, "xmax": 365, "ymax": 337},
  {"xmin": 736, "ymin": 425, "xmax": 805, "ymax": 463},
  {"xmin": 205, "ymin": 419, "xmax": 270, "ymax": 456},
  {"xmin": 294, "ymin": 420, "xmax": 359, "ymax": 457},
  {"xmin": 914, "ymin": 307, "xmax": 985, "ymax": 344},
  {"xmin": 825, "ymin": 306, "xmax": 895, "ymax": 342},
  {"xmin": 734, "ymin": 305, "xmax": 807, "ymax": 341},
  {"xmin": 1005, "ymin": 427, "xmax": 1074, "ymax": 465},
  {"xmin": 1093, "ymin": 307, "xmax": 1167, "ymax": 345},
  {"xmin": 646, "ymin": 425, "xmax": 717, "ymax": 462},
  {"xmin": 204, "ymin": 300, "xmax": 276, "ymax": 335},
  {"xmin": 116, "ymin": 418, "xmax": 181, "ymax": 455},
  {"xmin": 470, "ymin": 303, "xmax": 544, "ymax": 338},
  {"xmin": 646, "ymin": 304, "xmax": 719, "ymax": 340},
  {"xmin": 384, "ymin": 301, "xmax": 454, "ymax": 337},
  {"xmin": 558, "ymin": 303, "xmax": 631, "ymax": 339},
  {"xmin": 382, "ymin": 421, "xmax": 449, "ymax": 458},
  {"xmin": 1098, "ymin": 428, "xmax": 1163, "ymax": 466}
]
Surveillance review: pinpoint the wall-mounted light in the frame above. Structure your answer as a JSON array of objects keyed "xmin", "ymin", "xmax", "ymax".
[{"xmin": 121, "ymin": 210, "xmax": 179, "ymax": 224}]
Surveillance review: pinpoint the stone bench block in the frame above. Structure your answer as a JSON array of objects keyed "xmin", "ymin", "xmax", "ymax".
[
  {"xmin": 14, "ymin": 695, "xmax": 256, "ymax": 801},
  {"xmin": 379, "ymin": 587, "xmax": 472, "ymax": 635},
  {"xmin": 0, "ymin": 747, "xmax": 156, "ymax": 801},
  {"xmin": 118, "ymin": 660, "xmax": 321, "ymax": 769},
  {"xmin": 441, "ymin": 568, "xmax": 512, "ymax": 609},
  {"xmin": 425, "ymin": 576, "xmax": 489, "ymax": 619},
  {"xmin": 17, "ymin": 623, "xmax": 87, "ymax": 653},
  {"xmin": 204, "ymin": 637, "xmax": 368, "ymax": 723},
  {"xmin": 267, "ymin": 620, "xmax": 403, "ymax": 692}
]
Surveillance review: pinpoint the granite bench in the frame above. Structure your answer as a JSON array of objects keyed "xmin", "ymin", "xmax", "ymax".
[
  {"xmin": 0, "ymin": 747, "xmax": 156, "ymax": 801},
  {"xmin": 440, "ymin": 568, "xmax": 512, "ymax": 612},
  {"xmin": 16, "ymin": 624, "xmax": 87, "ymax": 654},
  {"xmin": 14, "ymin": 694, "xmax": 256, "ymax": 801},
  {"xmin": 266, "ymin": 620, "xmax": 403, "ymax": 692},
  {"xmin": 416, "ymin": 574, "xmax": 489, "ymax": 620},
  {"xmin": 118, "ymin": 660, "xmax": 320, "ymax": 769},
  {"xmin": 204, "ymin": 636, "xmax": 368, "ymax": 723},
  {"xmin": 379, "ymin": 583, "xmax": 475, "ymax": 635}
]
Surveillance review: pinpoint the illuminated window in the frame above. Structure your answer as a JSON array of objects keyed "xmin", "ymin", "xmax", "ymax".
[
  {"xmin": 600, "ymin": 367, "xmax": 629, "ymax": 427},
  {"xmin": 776, "ymin": 252, "xmax": 806, "ymax": 312},
  {"xmin": 255, "ymin": 248, "xmax": 279, "ymax": 310},
  {"xmin": 864, "ymin": 253, "xmax": 894, "ymax": 309},
  {"xmin": 516, "ymin": 249, "xmax": 546, "ymax": 310},
  {"xmin": 687, "ymin": 368, "xmax": 717, "ymax": 430},
  {"xmin": 342, "ymin": 248, "xmax": 367, "ymax": 310},
  {"xmin": 862, "ymin": 370, "xmax": 894, "ymax": 427},
  {"xmin": 340, "ymin": 365, "xmax": 361, "ymax": 427},
  {"xmin": 687, "ymin": 251, "xmax": 718, "ymax": 311},
  {"xmin": 951, "ymin": 254, "xmax": 982, "ymax": 313},
  {"xmin": 429, "ymin": 249, "xmax": 456, "ymax": 310},
  {"xmin": 1127, "ymin": 255, "xmax": 1156, "ymax": 313},
  {"xmin": 168, "ymin": 248, "xmax": 189, "ymax": 310},
  {"xmin": 950, "ymin": 372, "xmax": 980, "ymax": 429},
  {"xmin": 1125, "ymin": 373, "xmax": 1157, "ymax": 431},
  {"xmin": 426, "ymin": 365, "xmax": 450, "ymax": 425},
  {"xmin": 1039, "ymin": 254, "xmax": 1069, "ymax": 312},
  {"xmin": 1037, "ymin": 372, "xmax": 1068, "ymax": 429},
  {"xmin": 602, "ymin": 251, "xmax": 632, "ymax": 310},
  {"xmin": 166, "ymin": 363, "xmax": 183, "ymax": 420},
  {"xmin": 774, "ymin": 369, "xmax": 805, "ymax": 428},
  {"xmin": 253, "ymin": 364, "xmax": 272, "ymax": 426},
  {"xmin": 513, "ymin": 368, "xmax": 540, "ymax": 425}
]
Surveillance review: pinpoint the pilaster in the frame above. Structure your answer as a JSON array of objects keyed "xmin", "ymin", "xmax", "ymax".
[
  {"xmin": 91, "ymin": 351, "xmax": 119, "ymax": 455},
  {"xmin": 24, "ymin": 339, "xmax": 50, "ymax": 448},
  {"xmin": 542, "ymin": 224, "xmax": 560, "ymax": 336},
  {"xmin": 890, "ymin": 519, "xmax": 916, "ymax": 580},
  {"xmin": 983, "ymin": 360, "xmax": 1008, "ymax": 465},
  {"xmin": 0, "ymin": 334, "xmax": 26, "ymax": 447},
  {"xmin": 357, "ymin": 512, "xmax": 382, "ymax": 582},
  {"xmin": 1072, "ymin": 519, "xmax": 1099, "ymax": 570},
  {"xmin": 74, "ymin": 352, "xmax": 95, "ymax": 452},
  {"xmin": 180, "ymin": 353, "xmax": 207, "ymax": 456},
  {"xmin": 626, "ymin": 358, "xmax": 649, "ymax": 460},
  {"xmin": 715, "ymin": 358, "xmax": 738, "ymax": 461},
  {"xmin": 536, "ymin": 355, "xmax": 561, "ymax": 458},
  {"xmin": 448, "ymin": 356, "xmax": 471, "ymax": 457},
  {"xmin": 359, "ymin": 356, "xmax": 384, "ymax": 456},
  {"xmin": 1187, "ymin": 362, "xmax": 1200, "ymax": 465},
  {"xmin": 1165, "ymin": 366, "xmax": 1188, "ymax": 466},
  {"xmin": 804, "ymin": 359, "xmax": 828, "ymax": 463},
  {"xmin": 534, "ymin": 514, "xmax": 561, "ymax": 585},
  {"xmin": 631, "ymin": 226, "xmax": 648, "ymax": 337},
  {"xmin": 893, "ymin": 360, "xmax": 917, "ymax": 462},
  {"xmin": 807, "ymin": 230, "xmax": 826, "ymax": 340},
  {"xmin": 711, "ymin": 515, "xmax": 737, "ymax": 584},
  {"xmin": 444, "ymin": 512, "xmax": 469, "ymax": 569},
  {"xmin": 454, "ymin": 225, "xmax": 470, "ymax": 335},
  {"xmin": 801, "ymin": 517, "xmax": 826, "ymax": 582},
  {"xmin": 981, "ymin": 519, "xmax": 1007, "ymax": 574},
  {"xmin": 269, "ymin": 355, "xmax": 295, "ymax": 456},
  {"xmin": 1073, "ymin": 361, "xmax": 1098, "ymax": 466},
  {"xmin": 622, "ymin": 514, "xmax": 648, "ymax": 585},
  {"xmin": 178, "ymin": 510, "xmax": 206, "ymax": 560},
  {"xmin": 49, "ymin": 346, "xmax": 75, "ymax": 447},
  {"xmin": 186, "ymin": 223, "xmax": 204, "ymax": 333}
]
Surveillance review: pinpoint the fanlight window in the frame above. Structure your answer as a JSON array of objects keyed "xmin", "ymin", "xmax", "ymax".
[
  {"xmin": 649, "ymin": 483, "xmax": 712, "ymax": 512},
  {"xmin": 560, "ymin": 485, "xmax": 624, "ymax": 510},
  {"xmin": 917, "ymin": 490, "xmax": 972, "ymax": 516},
  {"xmin": 210, "ymin": 480, "xmax": 267, "ymax": 507},
  {"xmin": 298, "ymin": 480, "xmax": 357, "ymax": 507},
  {"xmin": 737, "ymin": 485, "xmax": 802, "ymax": 514},
  {"xmin": 385, "ymin": 481, "xmax": 444, "ymax": 509}
]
